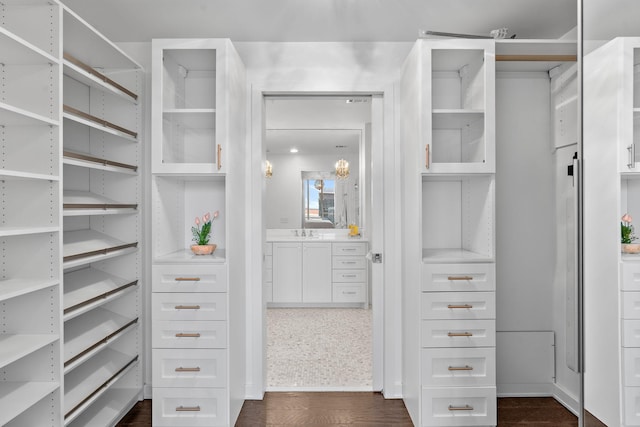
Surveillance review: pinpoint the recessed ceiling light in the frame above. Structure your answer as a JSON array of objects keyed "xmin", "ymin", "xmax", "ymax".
[{"xmin": 290, "ymin": 148, "xmax": 299, "ymax": 153}]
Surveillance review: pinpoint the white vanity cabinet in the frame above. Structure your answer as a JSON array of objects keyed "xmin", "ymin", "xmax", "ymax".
[
  {"xmin": 332, "ymin": 242, "xmax": 368, "ymax": 304},
  {"xmin": 303, "ymin": 242, "xmax": 333, "ymax": 303},
  {"xmin": 272, "ymin": 242, "xmax": 303, "ymax": 302}
]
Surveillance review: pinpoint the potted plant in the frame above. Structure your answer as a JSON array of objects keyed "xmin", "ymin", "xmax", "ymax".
[
  {"xmin": 191, "ymin": 211, "xmax": 219, "ymax": 255},
  {"xmin": 622, "ymin": 213, "xmax": 640, "ymax": 253}
]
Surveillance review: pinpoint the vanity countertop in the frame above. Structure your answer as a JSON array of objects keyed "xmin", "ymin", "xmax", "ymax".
[{"xmin": 266, "ymin": 229, "xmax": 368, "ymax": 243}]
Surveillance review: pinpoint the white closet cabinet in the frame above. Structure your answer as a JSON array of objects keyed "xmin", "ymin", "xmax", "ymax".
[
  {"xmin": 401, "ymin": 39, "xmax": 497, "ymax": 427},
  {"xmin": 61, "ymin": 5, "xmax": 144, "ymax": 426},
  {"xmin": 0, "ymin": 1, "xmax": 63, "ymax": 426},
  {"xmin": 584, "ymin": 37, "xmax": 640, "ymax": 427},
  {"xmin": 151, "ymin": 38, "xmax": 246, "ymax": 426}
]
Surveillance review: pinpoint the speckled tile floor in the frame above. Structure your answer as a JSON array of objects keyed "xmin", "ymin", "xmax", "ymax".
[{"xmin": 267, "ymin": 308, "xmax": 373, "ymax": 390}]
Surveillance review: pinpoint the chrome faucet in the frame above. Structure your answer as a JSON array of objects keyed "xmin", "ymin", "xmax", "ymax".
[
  {"xmin": 293, "ymin": 229, "xmax": 299, "ymax": 237},
  {"xmin": 301, "ymin": 229, "xmax": 306, "ymax": 237},
  {"xmin": 308, "ymin": 230, "xmax": 314, "ymax": 237}
]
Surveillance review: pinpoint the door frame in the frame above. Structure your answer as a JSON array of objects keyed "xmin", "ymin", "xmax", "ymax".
[{"xmin": 245, "ymin": 81, "xmax": 402, "ymax": 398}]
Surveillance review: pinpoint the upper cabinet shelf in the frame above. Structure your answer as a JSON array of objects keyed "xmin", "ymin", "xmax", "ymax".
[
  {"xmin": 495, "ymin": 39, "xmax": 577, "ymax": 72},
  {"xmin": 63, "ymin": 53, "xmax": 138, "ymax": 103}
]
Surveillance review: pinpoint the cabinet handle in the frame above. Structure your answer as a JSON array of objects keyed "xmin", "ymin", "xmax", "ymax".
[
  {"xmin": 175, "ymin": 333, "xmax": 201, "ymax": 338},
  {"xmin": 343, "ymin": 291, "xmax": 357, "ymax": 295},
  {"xmin": 343, "ymin": 261, "xmax": 357, "ymax": 265},
  {"xmin": 343, "ymin": 274, "xmax": 357, "ymax": 278},
  {"xmin": 448, "ymin": 365, "xmax": 474, "ymax": 371},
  {"xmin": 629, "ymin": 144, "xmax": 636, "ymax": 169},
  {"xmin": 175, "ymin": 277, "xmax": 201, "ymax": 281},
  {"xmin": 342, "ymin": 248, "xmax": 356, "ymax": 252},
  {"xmin": 175, "ymin": 367, "xmax": 201, "ymax": 372},
  {"xmin": 447, "ymin": 304, "xmax": 473, "ymax": 309},
  {"xmin": 448, "ymin": 404, "xmax": 474, "ymax": 411},
  {"xmin": 447, "ymin": 276, "xmax": 473, "ymax": 281},
  {"xmin": 447, "ymin": 332, "xmax": 473, "ymax": 337},
  {"xmin": 425, "ymin": 144, "xmax": 430, "ymax": 169},
  {"xmin": 217, "ymin": 144, "xmax": 222, "ymax": 170},
  {"xmin": 175, "ymin": 305, "xmax": 200, "ymax": 310},
  {"xmin": 176, "ymin": 406, "xmax": 201, "ymax": 412}
]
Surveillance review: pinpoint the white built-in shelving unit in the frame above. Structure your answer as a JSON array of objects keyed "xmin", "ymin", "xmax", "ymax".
[
  {"xmin": 60, "ymin": 5, "xmax": 143, "ymax": 426},
  {"xmin": 0, "ymin": 1, "xmax": 63, "ymax": 425}
]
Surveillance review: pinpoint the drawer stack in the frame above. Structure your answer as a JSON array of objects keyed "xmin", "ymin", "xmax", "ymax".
[
  {"xmin": 332, "ymin": 242, "xmax": 368, "ymax": 304},
  {"xmin": 622, "ymin": 261, "xmax": 640, "ymax": 425},
  {"xmin": 421, "ymin": 263, "xmax": 497, "ymax": 426},
  {"xmin": 152, "ymin": 264, "xmax": 229, "ymax": 426}
]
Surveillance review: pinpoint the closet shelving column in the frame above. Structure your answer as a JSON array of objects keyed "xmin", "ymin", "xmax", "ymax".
[
  {"xmin": 60, "ymin": 6, "xmax": 144, "ymax": 426},
  {"xmin": 151, "ymin": 38, "xmax": 246, "ymax": 426},
  {"xmin": 0, "ymin": 1, "xmax": 63, "ymax": 426}
]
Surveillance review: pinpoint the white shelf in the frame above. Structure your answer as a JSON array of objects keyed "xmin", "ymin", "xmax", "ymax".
[
  {"xmin": 64, "ymin": 307, "xmax": 136, "ymax": 366},
  {"xmin": 63, "ymin": 190, "xmax": 138, "ymax": 216},
  {"xmin": 63, "ymin": 112, "xmax": 138, "ymax": 143},
  {"xmin": 66, "ymin": 387, "xmax": 140, "ymax": 427},
  {"xmin": 422, "ymin": 248, "xmax": 494, "ymax": 264},
  {"xmin": 0, "ymin": 278, "xmax": 59, "ymax": 303},
  {"xmin": 64, "ymin": 348, "xmax": 138, "ymax": 420},
  {"xmin": 163, "ymin": 109, "xmax": 216, "ymax": 129},
  {"xmin": 63, "ymin": 229, "xmax": 138, "ymax": 269},
  {"xmin": 63, "ymin": 59, "xmax": 138, "ymax": 104},
  {"xmin": 64, "ymin": 268, "xmax": 137, "ymax": 321},
  {"xmin": 432, "ymin": 110, "xmax": 484, "ymax": 128},
  {"xmin": 63, "ymin": 151, "xmax": 138, "ymax": 175},
  {"xmin": 0, "ymin": 381, "xmax": 60, "ymax": 426},
  {"xmin": 0, "ymin": 26, "xmax": 59, "ymax": 65},
  {"xmin": 0, "ymin": 225, "xmax": 59, "ymax": 237},
  {"xmin": 0, "ymin": 334, "xmax": 59, "ymax": 369},
  {"xmin": 154, "ymin": 248, "xmax": 227, "ymax": 264},
  {"xmin": 0, "ymin": 169, "xmax": 59, "ymax": 181},
  {"xmin": 0, "ymin": 101, "xmax": 59, "ymax": 126}
]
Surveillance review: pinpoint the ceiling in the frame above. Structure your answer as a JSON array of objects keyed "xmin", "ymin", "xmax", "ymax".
[{"xmin": 61, "ymin": 0, "xmax": 577, "ymax": 43}]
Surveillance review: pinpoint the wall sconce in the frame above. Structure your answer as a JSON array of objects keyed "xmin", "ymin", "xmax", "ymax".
[
  {"xmin": 265, "ymin": 160, "xmax": 273, "ymax": 178},
  {"xmin": 335, "ymin": 158, "xmax": 349, "ymax": 179}
]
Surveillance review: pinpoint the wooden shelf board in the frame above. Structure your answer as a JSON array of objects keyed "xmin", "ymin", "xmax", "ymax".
[
  {"xmin": 63, "ymin": 55, "xmax": 138, "ymax": 103},
  {"xmin": 63, "ymin": 151, "xmax": 137, "ymax": 175},
  {"xmin": 0, "ymin": 278, "xmax": 59, "ymax": 303},
  {"xmin": 154, "ymin": 248, "xmax": 227, "ymax": 264},
  {"xmin": 0, "ymin": 169, "xmax": 60, "ymax": 181},
  {"xmin": 0, "ymin": 381, "xmax": 60, "ymax": 426},
  {"xmin": 62, "ymin": 229, "xmax": 138, "ymax": 268},
  {"xmin": 63, "ymin": 268, "xmax": 137, "ymax": 319},
  {"xmin": 0, "ymin": 102, "xmax": 59, "ymax": 126},
  {"xmin": 63, "ymin": 112, "xmax": 137, "ymax": 143},
  {"xmin": 63, "ymin": 190, "xmax": 137, "ymax": 216},
  {"xmin": 0, "ymin": 26, "xmax": 59, "ymax": 65},
  {"xmin": 65, "ymin": 387, "xmax": 140, "ymax": 427},
  {"xmin": 422, "ymin": 248, "xmax": 494, "ymax": 264},
  {"xmin": 0, "ymin": 225, "xmax": 59, "ymax": 237},
  {"xmin": 0, "ymin": 334, "xmax": 59, "ymax": 369}
]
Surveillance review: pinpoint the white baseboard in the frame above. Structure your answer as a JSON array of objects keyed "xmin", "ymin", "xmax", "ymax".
[
  {"xmin": 244, "ymin": 382, "xmax": 265, "ymax": 400},
  {"xmin": 552, "ymin": 383, "xmax": 580, "ymax": 416},
  {"xmin": 382, "ymin": 381, "xmax": 403, "ymax": 399},
  {"xmin": 143, "ymin": 383, "xmax": 152, "ymax": 399},
  {"xmin": 497, "ymin": 383, "xmax": 553, "ymax": 397},
  {"xmin": 267, "ymin": 386, "xmax": 374, "ymax": 392}
]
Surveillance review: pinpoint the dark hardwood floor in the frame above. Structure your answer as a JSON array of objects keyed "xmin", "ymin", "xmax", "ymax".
[{"xmin": 117, "ymin": 394, "xmax": 581, "ymax": 426}]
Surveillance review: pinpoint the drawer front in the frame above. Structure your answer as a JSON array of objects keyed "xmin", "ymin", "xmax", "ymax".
[
  {"xmin": 625, "ymin": 348, "xmax": 640, "ymax": 386},
  {"xmin": 421, "ymin": 292, "xmax": 495, "ymax": 320},
  {"xmin": 422, "ymin": 320, "xmax": 496, "ymax": 348},
  {"xmin": 624, "ymin": 320, "xmax": 640, "ymax": 347},
  {"xmin": 332, "ymin": 242, "xmax": 366, "ymax": 256},
  {"xmin": 333, "ymin": 284, "xmax": 366, "ymax": 303},
  {"xmin": 422, "ymin": 263, "xmax": 495, "ymax": 292},
  {"xmin": 152, "ymin": 349, "xmax": 227, "ymax": 388},
  {"xmin": 421, "ymin": 348, "xmax": 496, "ymax": 387},
  {"xmin": 152, "ymin": 321, "xmax": 227, "ymax": 349},
  {"xmin": 623, "ymin": 292, "xmax": 640, "ymax": 319},
  {"xmin": 421, "ymin": 387, "xmax": 497, "ymax": 426},
  {"xmin": 152, "ymin": 387, "xmax": 228, "ymax": 427},
  {"xmin": 153, "ymin": 293, "xmax": 227, "ymax": 321},
  {"xmin": 332, "ymin": 269, "xmax": 367, "ymax": 283},
  {"xmin": 153, "ymin": 264, "xmax": 227, "ymax": 293},
  {"xmin": 333, "ymin": 256, "xmax": 367, "ymax": 269},
  {"xmin": 625, "ymin": 386, "xmax": 640, "ymax": 426},
  {"xmin": 623, "ymin": 262, "xmax": 640, "ymax": 291}
]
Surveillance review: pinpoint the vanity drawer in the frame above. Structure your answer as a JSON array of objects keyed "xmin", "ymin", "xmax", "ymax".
[
  {"xmin": 421, "ymin": 292, "xmax": 495, "ymax": 320},
  {"xmin": 622, "ymin": 262, "xmax": 640, "ymax": 291},
  {"xmin": 152, "ymin": 349, "xmax": 227, "ymax": 388},
  {"xmin": 623, "ymin": 292, "xmax": 640, "ymax": 319},
  {"xmin": 422, "ymin": 320, "xmax": 495, "ymax": 348},
  {"xmin": 625, "ymin": 386, "xmax": 640, "ymax": 426},
  {"xmin": 422, "ymin": 263, "xmax": 495, "ymax": 292},
  {"xmin": 421, "ymin": 386, "xmax": 497, "ymax": 426},
  {"xmin": 333, "ymin": 283, "xmax": 366, "ymax": 303},
  {"xmin": 333, "ymin": 255, "xmax": 366, "ymax": 269},
  {"xmin": 624, "ymin": 320, "xmax": 640, "ymax": 347},
  {"xmin": 624, "ymin": 348, "xmax": 640, "ymax": 386},
  {"xmin": 152, "ymin": 264, "xmax": 227, "ymax": 293},
  {"xmin": 153, "ymin": 293, "xmax": 227, "ymax": 321},
  {"xmin": 332, "ymin": 242, "xmax": 366, "ymax": 256},
  {"xmin": 152, "ymin": 387, "xmax": 228, "ymax": 427},
  {"xmin": 152, "ymin": 321, "xmax": 227, "ymax": 349},
  {"xmin": 333, "ymin": 269, "xmax": 366, "ymax": 283},
  {"xmin": 421, "ymin": 348, "xmax": 496, "ymax": 387}
]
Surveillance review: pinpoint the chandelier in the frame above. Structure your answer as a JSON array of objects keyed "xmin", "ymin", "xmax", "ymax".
[
  {"xmin": 265, "ymin": 160, "xmax": 273, "ymax": 178},
  {"xmin": 335, "ymin": 158, "xmax": 349, "ymax": 179}
]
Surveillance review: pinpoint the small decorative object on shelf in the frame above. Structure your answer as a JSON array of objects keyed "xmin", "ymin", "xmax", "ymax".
[
  {"xmin": 191, "ymin": 211, "xmax": 219, "ymax": 255},
  {"xmin": 621, "ymin": 213, "xmax": 640, "ymax": 253}
]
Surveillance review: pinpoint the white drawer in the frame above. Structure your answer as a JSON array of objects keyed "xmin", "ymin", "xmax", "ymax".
[
  {"xmin": 422, "ymin": 263, "xmax": 495, "ymax": 292},
  {"xmin": 422, "ymin": 320, "xmax": 495, "ymax": 348},
  {"xmin": 153, "ymin": 293, "xmax": 227, "ymax": 321},
  {"xmin": 333, "ymin": 284, "xmax": 366, "ymax": 303},
  {"xmin": 421, "ymin": 386, "xmax": 496, "ymax": 426},
  {"xmin": 625, "ymin": 320, "xmax": 640, "ymax": 347},
  {"xmin": 333, "ymin": 256, "xmax": 367, "ymax": 269},
  {"xmin": 332, "ymin": 269, "xmax": 367, "ymax": 283},
  {"xmin": 623, "ymin": 262, "xmax": 640, "ymax": 291},
  {"xmin": 625, "ymin": 348, "xmax": 640, "ymax": 386},
  {"xmin": 623, "ymin": 292, "xmax": 640, "ymax": 319},
  {"xmin": 332, "ymin": 242, "xmax": 366, "ymax": 256},
  {"xmin": 421, "ymin": 348, "xmax": 496, "ymax": 387},
  {"xmin": 153, "ymin": 264, "xmax": 227, "ymax": 293},
  {"xmin": 152, "ymin": 387, "xmax": 228, "ymax": 427},
  {"xmin": 625, "ymin": 386, "xmax": 640, "ymax": 426},
  {"xmin": 421, "ymin": 292, "xmax": 495, "ymax": 320},
  {"xmin": 152, "ymin": 349, "xmax": 227, "ymax": 388},
  {"xmin": 152, "ymin": 321, "xmax": 227, "ymax": 349}
]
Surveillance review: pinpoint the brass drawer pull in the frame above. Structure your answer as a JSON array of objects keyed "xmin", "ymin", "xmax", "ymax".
[
  {"xmin": 448, "ymin": 365, "xmax": 473, "ymax": 371},
  {"xmin": 447, "ymin": 276, "xmax": 473, "ymax": 281},
  {"xmin": 425, "ymin": 144, "xmax": 430, "ymax": 169},
  {"xmin": 176, "ymin": 406, "xmax": 201, "ymax": 412},
  {"xmin": 175, "ymin": 367, "xmax": 201, "ymax": 372},
  {"xmin": 447, "ymin": 332, "xmax": 473, "ymax": 337},
  {"xmin": 175, "ymin": 333, "xmax": 201, "ymax": 338},
  {"xmin": 447, "ymin": 304, "xmax": 473, "ymax": 309},
  {"xmin": 448, "ymin": 404, "xmax": 474, "ymax": 411},
  {"xmin": 175, "ymin": 277, "xmax": 201, "ymax": 281},
  {"xmin": 175, "ymin": 305, "xmax": 200, "ymax": 310},
  {"xmin": 217, "ymin": 144, "xmax": 222, "ymax": 170}
]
